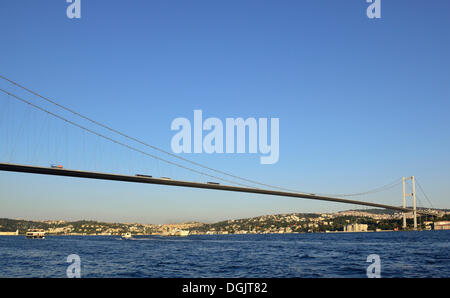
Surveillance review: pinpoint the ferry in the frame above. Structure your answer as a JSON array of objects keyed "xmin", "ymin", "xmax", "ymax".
[
  {"xmin": 25, "ymin": 229, "xmax": 45, "ymax": 239},
  {"xmin": 121, "ymin": 232, "xmax": 132, "ymax": 239}
]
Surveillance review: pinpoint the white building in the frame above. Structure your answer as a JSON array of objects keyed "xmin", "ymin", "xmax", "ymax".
[{"xmin": 344, "ymin": 224, "xmax": 368, "ymax": 232}]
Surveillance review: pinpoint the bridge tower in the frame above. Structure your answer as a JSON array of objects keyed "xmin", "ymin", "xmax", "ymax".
[{"xmin": 402, "ymin": 176, "xmax": 417, "ymax": 230}]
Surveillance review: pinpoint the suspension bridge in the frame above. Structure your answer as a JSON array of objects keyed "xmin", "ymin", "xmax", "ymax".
[{"xmin": 0, "ymin": 75, "xmax": 435, "ymax": 229}]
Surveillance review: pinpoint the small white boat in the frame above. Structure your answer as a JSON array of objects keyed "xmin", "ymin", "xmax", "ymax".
[
  {"xmin": 121, "ymin": 232, "xmax": 132, "ymax": 239},
  {"xmin": 171, "ymin": 229, "xmax": 189, "ymax": 237},
  {"xmin": 178, "ymin": 230, "xmax": 189, "ymax": 237},
  {"xmin": 26, "ymin": 229, "xmax": 45, "ymax": 239}
]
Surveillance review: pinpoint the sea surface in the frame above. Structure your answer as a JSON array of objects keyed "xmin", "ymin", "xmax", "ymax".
[{"xmin": 0, "ymin": 231, "xmax": 449, "ymax": 278}]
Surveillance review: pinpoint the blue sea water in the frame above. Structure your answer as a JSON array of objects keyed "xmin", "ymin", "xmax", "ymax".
[{"xmin": 0, "ymin": 231, "xmax": 449, "ymax": 278}]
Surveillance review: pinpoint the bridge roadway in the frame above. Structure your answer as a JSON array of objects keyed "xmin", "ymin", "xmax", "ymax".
[{"xmin": 0, "ymin": 162, "xmax": 425, "ymax": 214}]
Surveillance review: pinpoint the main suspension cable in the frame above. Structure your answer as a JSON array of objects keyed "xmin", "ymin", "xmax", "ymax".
[{"xmin": 0, "ymin": 88, "xmax": 257, "ymax": 188}]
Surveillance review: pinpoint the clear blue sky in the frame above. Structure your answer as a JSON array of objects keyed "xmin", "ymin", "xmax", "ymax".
[{"xmin": 0, "ymin": 0, "xmax": 449, "ymax": 224}]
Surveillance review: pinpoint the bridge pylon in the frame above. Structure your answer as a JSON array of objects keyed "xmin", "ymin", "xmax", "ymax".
[{"xmin": 402, "ymin": 176, "xmax": 417, "ymax": 230}]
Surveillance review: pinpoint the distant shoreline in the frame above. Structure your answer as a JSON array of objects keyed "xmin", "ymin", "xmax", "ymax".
[
  {"xmin": 2, "ymin": 230, "xmax": 440, "ymax": 237},
  {"xmin": 2, "ymin": 210, "xmax": 448, "ymax": 236}
]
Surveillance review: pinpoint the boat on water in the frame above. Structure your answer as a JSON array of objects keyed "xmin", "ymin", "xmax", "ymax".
[
  {"xmin": 121, "ymin": 232, "xmax": 132, "ymax": 239},
  {"xmin": 178, "ymin": 230, "xmax": 189, "ymax": 237},
  {"xmin": 25, "ymin": 229, "xmax": 45, "ymax": 239},
  {"xmin": 172, "ymin": 229, "xmax": 189, "ymax": 237}
]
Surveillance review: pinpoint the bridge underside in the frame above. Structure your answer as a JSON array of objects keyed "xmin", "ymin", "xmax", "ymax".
[{"xmin": 0, "ymin": 162, "xmax": 422, "ymax": 214}]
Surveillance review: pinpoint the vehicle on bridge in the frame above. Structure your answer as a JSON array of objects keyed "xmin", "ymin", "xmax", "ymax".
[
  {"xmin": 50, "ymin": 164, "xmax": 63, "ymax": 169},
  {"xmin": 160, "ymin": 177, "xmax": 172, "ymax": 180},
  {"xmin": 207, "ymin": 181, "xmax": 220, "ymax": 185},
  {"xmin": 136, "ymin": 174, "xmax": 153, "ymax": 178}
]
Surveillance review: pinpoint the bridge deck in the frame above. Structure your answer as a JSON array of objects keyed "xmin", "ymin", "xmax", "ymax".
[{"xmin": 0, "ymin": 162, "xmax": 425, "ymax": 214}]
